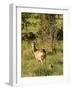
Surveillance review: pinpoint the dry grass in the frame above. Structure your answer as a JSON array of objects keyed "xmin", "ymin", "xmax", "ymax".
[{"xmin": 21, "ymin": 40, "xmax": 63, "ymax": 77}]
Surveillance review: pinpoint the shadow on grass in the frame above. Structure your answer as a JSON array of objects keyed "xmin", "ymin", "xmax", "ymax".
[{"xmin": 57, "ymin": 60, "xmax": 63, "ymax": 64}]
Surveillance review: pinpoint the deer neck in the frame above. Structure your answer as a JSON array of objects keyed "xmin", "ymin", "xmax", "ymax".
[{"xmin": 32, "ymin": 43, "xmax": 37, "ymax": 52}]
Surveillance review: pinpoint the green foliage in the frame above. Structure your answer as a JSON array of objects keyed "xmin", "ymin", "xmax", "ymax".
[{"xmin": 21, "ymin": 13, "xmax": 63, "ymax": 41}]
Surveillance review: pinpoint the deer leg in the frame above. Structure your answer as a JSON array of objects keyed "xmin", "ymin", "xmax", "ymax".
[{"xmin": 40, "ymin": 60, "xmax": 43, "ymax": 64}]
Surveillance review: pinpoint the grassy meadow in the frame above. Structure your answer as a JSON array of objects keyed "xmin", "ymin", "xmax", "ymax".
[
  {"xmin": 21, "ymin": 40, "xmax": 63, "ymax": 77},
  {"xmin": 21, "ymin": 13, "xmax": 63, "ymax": 77}
]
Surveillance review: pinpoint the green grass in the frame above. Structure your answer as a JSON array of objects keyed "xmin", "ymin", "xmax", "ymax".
[{"xmin": 21, "ymin": 40, "xmax": 63, "ymax": 77}]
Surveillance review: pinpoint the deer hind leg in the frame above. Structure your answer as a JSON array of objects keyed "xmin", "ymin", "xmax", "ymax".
[
  {"xmin": 40, "ymin": 60, "xmax": 43, "ymax": 64},
  {"xmin": 38, "ymin": 59, "xmax": 43, "ymax": 64}
]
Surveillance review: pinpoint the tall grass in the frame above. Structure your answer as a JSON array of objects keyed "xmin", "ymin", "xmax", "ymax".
[{"xmin": 21, "ymin": 40, "xmax": 63, "ymax": 77}]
